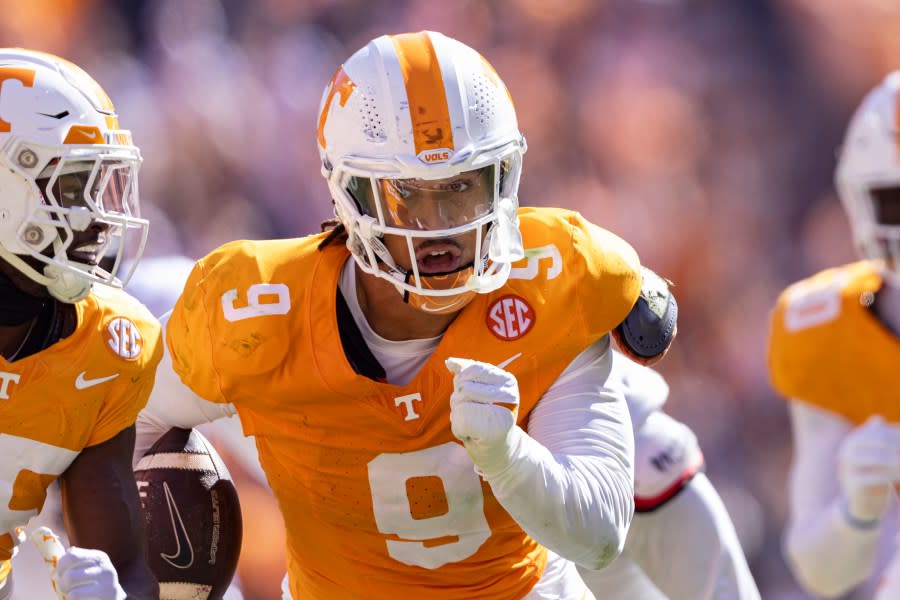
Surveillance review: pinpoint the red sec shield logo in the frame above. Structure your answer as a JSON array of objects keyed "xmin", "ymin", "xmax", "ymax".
[{"xmin": 487, "ymin": 295, "xmax": 536, "ymax": 340}]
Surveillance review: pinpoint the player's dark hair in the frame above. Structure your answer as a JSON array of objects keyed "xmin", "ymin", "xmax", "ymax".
[{"xmin": 318, "ymin": 219, "xmax": 347, "ymax": 250}]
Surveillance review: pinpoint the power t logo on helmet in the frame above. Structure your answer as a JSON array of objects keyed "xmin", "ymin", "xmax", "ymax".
[
  {"xmin": 317, "ymin": 30, "xmax": 526, "ymax": 314},
  {"xmin": 0, "ymin": 49, "xmax": 146, "ymax": 303}
]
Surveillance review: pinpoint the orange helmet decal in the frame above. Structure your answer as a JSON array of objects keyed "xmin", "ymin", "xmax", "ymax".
[
  {"xmin": 62, "ymin": 124, "xmax": 105, "ymax": 145},
  {"xmin": 0, "ymin": 67, "xmax": 35, "ymax": 132},
  {"xmin": 390, "ymin": 32, "xmax": 454, "ymax": 155},
  {"xmin": 317, "ymin": 66, "xmax": 357, "ymax": 150}
]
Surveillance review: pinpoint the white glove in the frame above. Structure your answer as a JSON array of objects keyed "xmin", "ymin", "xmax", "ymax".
[
  {"xmin": 446, "ymin": 357, "xmax": 520, "ymax": 470},
  {"xmin": 56, "ymin": 546, "xmax": 127, "ymax": 600},
  {"xmin": 838, "ymin": 415, "xmax": 900, "ymax": 525}
]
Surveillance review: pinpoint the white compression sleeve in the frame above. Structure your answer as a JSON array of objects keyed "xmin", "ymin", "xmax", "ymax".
[
  {"xmin": 134, "ymin": 321, "xmax": 237, "ymax": 467},
  {"xmin": 477, "ymin": 336, "xmax": 635, "ymax": 570},
  {"xmin": 783, "ymin": 400, "xmax": 884, "ymax": 598}
]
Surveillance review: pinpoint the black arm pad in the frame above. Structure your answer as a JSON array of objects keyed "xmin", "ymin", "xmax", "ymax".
[{"xmin": 614, "ymin": 267, "xmax": 678, "ymax": 361}]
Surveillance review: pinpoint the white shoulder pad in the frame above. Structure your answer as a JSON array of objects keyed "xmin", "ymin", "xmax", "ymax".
[
  {"xmin": 633, "ymin": 411, "xmax": 704, "ymax": 512},
  {"xmin": 609, "ymin": 350, "xmax": 669, "ymax": 433}
]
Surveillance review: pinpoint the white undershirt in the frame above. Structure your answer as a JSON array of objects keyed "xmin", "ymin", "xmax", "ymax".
[{"xmin": 338, "ymin": 260, "xmax": 439, "ymax": 386}]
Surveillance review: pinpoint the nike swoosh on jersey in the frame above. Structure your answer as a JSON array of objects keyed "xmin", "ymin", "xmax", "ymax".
[
  {"xmin": 496, "ymin": 352, "xmax": 522, "ymax": 370},
  {"xmin": 161, "ymin": 482, "xmax": 194, "ymax": 569},
  {"xmin": 74, "ymin": 371, "xmax": 120, "ymax": 390}
]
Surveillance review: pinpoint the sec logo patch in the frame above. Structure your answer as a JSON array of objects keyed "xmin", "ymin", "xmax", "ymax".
[
  {"xmin": 487, "ymin": 295, "xmax": 535, "ymax": 340},
  {"xmin": 105, "ymin": 317, "xmax": 143, "ymax": 360}
]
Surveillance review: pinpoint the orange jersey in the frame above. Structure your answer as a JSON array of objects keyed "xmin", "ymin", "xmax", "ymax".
[
  {"xmin": 0, "ymin": 286, "xmax": 162, "ymax": 561},
  {"xmin": 768, "ymin": 261, "xmax": 900, "ymax": 425},
  {"xmin": 167, "ymin": 207, "xmax": 641, "ymax": 599}
]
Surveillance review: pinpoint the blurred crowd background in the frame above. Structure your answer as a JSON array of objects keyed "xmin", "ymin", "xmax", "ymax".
[{"xmin": 6, "ymin": 0, "xmax": 900, "ymax": 598}]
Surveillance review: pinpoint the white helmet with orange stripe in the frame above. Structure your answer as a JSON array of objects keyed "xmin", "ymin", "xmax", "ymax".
[
  {"xmin": 317, "ymin": 31, "xmax": 526, "ymax": 313},
  {"xmin": 0, "ymin": 48, "xmax": 146, "ymax": 302},
  {"xmin": 836, "ymin": 70, "xmax": 900, "ymax": 287}
]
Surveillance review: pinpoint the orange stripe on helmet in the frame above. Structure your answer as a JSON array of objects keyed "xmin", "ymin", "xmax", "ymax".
[
  {"xmin": 317, "ymin": 66, "xmax": 357, "ymax": 150},
  {"xmin": 390, "ymin": 32, "xmax": 454, "ymax": 155},
  {"xmin": 0, "ymin": 67, "xmax": 35, "ymax": 132},
  {"xmin": 105, "ymin": 114, "xmax": 121, "ymax": 131},
  {"xmin": 63, "ymin": 124, "xmax": 105, "ymax": 144},
  {"xmin": 109, "ymin": 130, "xmax": 133, "ymax": 145}
]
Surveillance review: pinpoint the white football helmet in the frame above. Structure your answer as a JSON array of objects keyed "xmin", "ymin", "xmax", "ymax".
[
  {"xmin": 0, "ymin": 49, "xmax": 146, "ymax": 302},
  {"xmin": 317, "ymin": 31, "xmax": 526, "ymax": 313},
  {"xmin": 836, "ymin": 70, "xmax": 900, "ymax": 286}
]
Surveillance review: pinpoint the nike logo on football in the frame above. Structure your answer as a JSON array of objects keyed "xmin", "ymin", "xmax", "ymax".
[
  {"xmin": 161, "ymin": 482, "xmax": 194, "ymax": 569},
  {"xmin": 74, "ymin": 371, "xmax": 119, "ymax": 389}
]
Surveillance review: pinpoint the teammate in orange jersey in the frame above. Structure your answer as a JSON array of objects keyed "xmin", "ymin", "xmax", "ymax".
[
  {"xmin": 768, "ymin": 71, "xmax": 900, "ymax": 600},
  {"xmin": 137, "ymin": 31, "xmax": 677, "ymax": 599},
  {"xmin": 0, "ymin": 50, "xmax": 160, "ymax": 599}
]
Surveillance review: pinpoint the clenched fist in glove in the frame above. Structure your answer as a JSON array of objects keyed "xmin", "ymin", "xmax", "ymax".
[
  {"xmin": 33, "ymin": 528, "xmax": 127, "ymax": 600},
  {"xmin": 838, "ymin": 415, "xmax": 900, "ymax": 525},
  {"xmin": 446, "ymin": 358, "xmax": 521, "ymax": 473},
  {"xmin": 57, "ymin": 547, "xmax": 127, "ymax": 600}
]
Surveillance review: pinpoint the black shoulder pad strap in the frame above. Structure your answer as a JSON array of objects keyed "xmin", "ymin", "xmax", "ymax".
[{"xmin": 615, "ymin": 267, "xmax": 677, "ymax": 360}]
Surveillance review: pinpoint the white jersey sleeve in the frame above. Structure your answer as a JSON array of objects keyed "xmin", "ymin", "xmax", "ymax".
[
  {"xmin": 609, "ymin": 349, "xmax": 669, "ymax": 433},
  {"xmin": 608, "ymin": 352, "xmax": 703, "ymax": 510},
  {"xmin": 633, "ymin": 411, "xmax": 704, "ymax": 511},
  {"xmin": 784, "ymin": 399, "xmax": 888, "ymax": 597},
  {"xmin": 482, "ymin": 335, "xmax": 635, "ymax": 571},
  {"xmin": 580, "ymin": 355, "xmax": 759, "ymax": 599},
  {"xmin": 630, "ymin": 412, "xmax": 758, "ymax": 600},
  {"xmin": 580, "ymin": 473, "xmax": 760, "ymax": 600},
  {"xmin": 127, "ymin": 254, "xmax": 240, "ymax": 464},
  {"xmin": 133, "ymin": 314, "xmax": 237, "ymax": 468}
]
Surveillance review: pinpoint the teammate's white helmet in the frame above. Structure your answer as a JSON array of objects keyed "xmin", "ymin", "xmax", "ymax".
[
  {"xmin": 836, "ymin": 70, "xmax": 900, "ymax": 286},
  {"xmin": 317, "ymin": 31, "xmax": 526, "ymax": 312},
  {"xmin": 0, "ymin": 49, "xmax": 146, "ymax": 302}
]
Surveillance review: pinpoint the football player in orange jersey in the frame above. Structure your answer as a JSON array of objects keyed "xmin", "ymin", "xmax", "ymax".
[
  {"xmin": 0, "ymin": 50, "xmax": 160, "ymax": 599},
  {"xmin": 137, "ymin": 31, "xmax": 676, "ymax": 599},
  {"xmin": 768, "ymin": 71, "xmax": 900, "ymax": 599}
]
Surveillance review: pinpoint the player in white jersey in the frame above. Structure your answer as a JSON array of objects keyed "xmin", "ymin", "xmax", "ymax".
[{"xmin": 579, "ymin": 352, "xmax": 760, "ymax": 600}]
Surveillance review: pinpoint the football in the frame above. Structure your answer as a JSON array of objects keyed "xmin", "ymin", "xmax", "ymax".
[{"xmin": 134, "ymin": 427, "xmax": 243, "ymax": 599}]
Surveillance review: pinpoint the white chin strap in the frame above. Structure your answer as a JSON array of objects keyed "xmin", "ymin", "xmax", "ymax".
[{"xmin": 43, "ymin": 264, "xmax": 92, "ymax": 303}]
